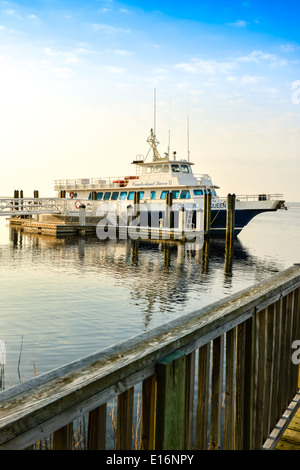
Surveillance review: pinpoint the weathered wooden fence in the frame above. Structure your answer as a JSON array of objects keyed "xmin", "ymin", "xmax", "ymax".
[{"xmin": 0, "ymin": 265, "xmax": 300, "ymax": 450}]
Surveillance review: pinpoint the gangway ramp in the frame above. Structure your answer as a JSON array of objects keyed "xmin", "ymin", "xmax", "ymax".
[{"xmin": 0, "ymin": 198, "xmax": 62, "ymax": 217}]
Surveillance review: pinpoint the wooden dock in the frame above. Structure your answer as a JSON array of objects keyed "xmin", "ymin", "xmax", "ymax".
[
  {"xmin": 0, "ymin": 264, "xmax": 299, "ymax": 450},
  {"xmin": 276, "ymin": 406, "xmax": 300, "ymax": 450}
]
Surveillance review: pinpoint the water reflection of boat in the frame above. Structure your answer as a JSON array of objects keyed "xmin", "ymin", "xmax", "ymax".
[{"xmin": 7, "ymin": 226, "xmax": 284, "ymax": 328}]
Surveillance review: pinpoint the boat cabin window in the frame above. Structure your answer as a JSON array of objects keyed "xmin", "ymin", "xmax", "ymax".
[
  {"xmin": 180, "ymin": 190, "xmax": 191, "ymax": 199},
  {"xmin": 97, "ymin": 192, "xmax": 103, "ymax": 200},
  {"xmin": 181, "ymin": 164, "xmax": 190, "ymax": 173},
  {"xmin": 171, "ymin": 190, "xmax": 180, "ymax": 199},
  {"xmin": 171, "ymin": 164, "xmax": 180, "ymax": 173},
  {"xmin": 150, "ymin": 191, "xmax": 156, "ymax": 200},
  {"xmin": 212, "ymin": 189, "xmax": 217, "ymax": 196},
  {"xmin": 193, "ymin": 189, "xmax": 203, "ymax": 196},
  {"xmin": 162, "ymin": 164, "xmax": 170, "ymax": 173},
  {"xmin": 120, "ymin": 192, "xmax": 127, "ymax": 200},
  {"xmin": 207, "ymin": 188, "xmax": 212, "ymax": 195},
  {"xmin": 160, "ymin": 190, "xmax": 169, "ymax": 199},
  {"xmin": 104, "ymin": 192, "xmax": 111, "ymax": 200},
  {"xmin": 111, "ymin": 192, "xmax": 119, "ymax": 200},
  {"xmin": 146, "ymin": 166, "xmax": 152, "ymax": 174},
  {"xmin": 154, "ymin": 165, "xmax": 162, "ymax": 173},
  {"xmin": 139, "ymin": 191, "xmax": 144, "ymax": 199},
  {"xmin": 128, "ymin": 192, "xmax": 134, "ymax": 200}
]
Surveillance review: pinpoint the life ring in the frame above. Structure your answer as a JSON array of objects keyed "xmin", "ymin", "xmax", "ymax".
[
  {"xmin": 75, "ymin": 200, "xmax": 82, "ymax": 209},
  {"xmin": 69, "ymin": 192, "xmax": 74, "ymax": 199}
]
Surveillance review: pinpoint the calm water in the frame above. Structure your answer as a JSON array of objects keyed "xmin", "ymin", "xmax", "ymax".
[{"xmin": 1, "ymin": 204, "xmax": 300, "ymax": 385}]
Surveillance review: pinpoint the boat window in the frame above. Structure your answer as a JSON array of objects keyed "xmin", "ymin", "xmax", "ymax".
[
  {"xmin": 207, "ymin": 188, "xmax": 212, "ymax": 195},
  {"xmin": 111, "ymin": 192, "xmax": 119, "ymax": 200},
  {"xmin": 181, "ymin": 164, "xmax": 190, "ymax": 173},
  {"xmin": 119, "ymin": 192, "xmax": 127, "ymax": 200},
  {"xmin": 162, "ymin": 164, "xmax": 170, "ymax": 173},
  {"xmin": 150, "ymin": 191, "xmax": 156, "ymax": 200},
  {"xmin": 154, "ymin": 165, "xmax": 162, "ymax": 173},
  {"xmin": 171, "ymin": 164, "xmax": 180, "ymax": 173},
  {"xmin": 180, "ymin": 190, "xmax": 191, "ymax": 199},
  {"xmin": 193, "ymin": 189, "xmax": 203, "ymax": 196},
  {"xmin": 139, "ymin": 191, "xmax": 144, "ymax": 199},
  {"xmin": 160, "ymin": 190, "xmax": 169, "ymax": 199},
  {"xmin": 212, "ymin": 190, "xmax": 217, "ymax": 196},
  {"xmin": 88, "ymin": 193, "xmax": 92, "ymax": 200},
  {"xmin": 97, "ymin": 192, "xmax": 103, "ymax": 200},
  {"xmin": 171, "ymin": 190, "xmax": 180, "ymax": 199},
  {"xmin": 104, "ymin": 192, "xmax": 111, "ymax": 200},
  {"xmin": 128, "ymin": 192, "xmax": 134, "ymax": 200},
  {"xmin": 146, "ymin": 166, "xmax": 152, "ymax": 174}
]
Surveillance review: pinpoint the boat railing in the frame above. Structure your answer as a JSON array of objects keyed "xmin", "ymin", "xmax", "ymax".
[
  {"xmin": 54, "ymin": 176, "xmax": 140, "ymax": 191},
  {"xmin": 219, "ymin": 194, "xmax": 284, "ymax": 202}
]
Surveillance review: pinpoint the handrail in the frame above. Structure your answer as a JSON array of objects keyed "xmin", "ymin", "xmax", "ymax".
[{"xmin": 0, "ymin": 265, "xmax": 299, "ymax": 450}]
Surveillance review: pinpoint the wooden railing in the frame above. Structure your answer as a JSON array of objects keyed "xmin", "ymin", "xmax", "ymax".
[{"xmin": 0, "ymin": 265, "xmax": 300, "ymax": 450}]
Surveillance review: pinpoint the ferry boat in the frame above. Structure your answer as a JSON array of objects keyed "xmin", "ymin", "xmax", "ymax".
[{"xmin": 54, "ymin": 129, "xmax": 285, "ymax": 237}]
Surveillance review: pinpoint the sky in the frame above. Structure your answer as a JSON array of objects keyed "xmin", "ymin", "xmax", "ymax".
[{"xmin": 0, "ymin": 0, "xmax": 299, "ymax": 201}]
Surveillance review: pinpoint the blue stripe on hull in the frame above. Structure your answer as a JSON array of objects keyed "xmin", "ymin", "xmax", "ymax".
[{"xmin": 210, "ymin": 208, "xmax": 274, "ymax": 236}]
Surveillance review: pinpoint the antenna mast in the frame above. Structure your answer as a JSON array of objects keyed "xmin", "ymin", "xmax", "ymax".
[{"xmin": 187, "ymin": 92, "xmax": 190, "ymax": 162}]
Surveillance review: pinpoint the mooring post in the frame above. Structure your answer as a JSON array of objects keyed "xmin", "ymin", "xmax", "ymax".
[
  {"xmin": 79, "ymin": 205, "xmax": 86, "ymax": 226},
  {"xmin": 204, "ymin": 193, "xmax": 211, "ymax": 236},
  {"xmin": 14, "ymin": 190, "xmax": 19, "ymax": 211},
  {"xmin": 226, "ymin": 193, "xmax": 236, "ymax": 239},
  {"xmin": 225, "ymin": 194, "xmax": 236, "ymax": 273},
  {"xmin": 134, "ymin": 191, "xmax": 140, "ymax": 224},
  {"xmin": 164, "ymin": 192, "xmax": 173, "ymax": 229}
]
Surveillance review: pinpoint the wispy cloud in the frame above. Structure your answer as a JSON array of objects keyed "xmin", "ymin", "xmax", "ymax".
[
  {"xmin": 43, "ymin": 46, "xmax": 97, "ymax": 65},
  {"xmin": 228, "ymin": 20, "xmax": 248, "ymax": 27},
  {"xmin": 175, "ymin": 58, "xmax": 237, "ymax": 75},
  {"xmin": 113, "ymin": 49, "xmax": 134, "ymax": 56},
  {"xmin": 237, "ymin": 50, "xmax": 278, "ymax": 63},
  {"xmin": 92, "ymin": 23, "xmax": 130, "ymax": 34},
  {"xmin": 241, "ymin": 75, "xmax": 264, "ymax": 85},
  {"xmin": 102, "ymin": 65, "xmax": 125, "ymax": 74}
]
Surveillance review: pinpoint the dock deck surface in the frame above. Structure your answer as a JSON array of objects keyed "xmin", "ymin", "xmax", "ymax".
[{"xmin": 276, "ymin": 405, "xmax": 300, "ymax": 450}]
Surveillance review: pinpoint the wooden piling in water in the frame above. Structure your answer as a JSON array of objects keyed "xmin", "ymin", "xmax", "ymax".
[
  {"xmin": 225, "ymin": 193, "xmax": 236, "ymax": 273},
  {"xmin": 204, "ymin": 193, "xmax": 211, "ymax": 235}
]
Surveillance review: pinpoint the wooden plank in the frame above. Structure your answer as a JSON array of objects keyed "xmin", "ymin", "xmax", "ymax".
[
  {"xmin": 223, "ymin": 328, "xmax": 236, "ymax": 450},
  {"xmin": 140, "ymin": 374, "xmax": 156, "ymax": 450},
  {"xmin": 234, "ymin": 322, "xmax": 246, "ymax": 450},
  {"xmin": 262, "ymin": 304, "xmax": 275, "ymax": 442},
  {"xmin": 1, "ymin": 265, "xmax": 300, "ymax": 449},
  {"xmin": 243, "ymin": 316, "xmax": 256, "ymax": 450},
  {"xmin": 87, "ymin": 404, "xmax": 106, "ymax": 450},
  {"xmin": 195, "ymin": 343, "xmax": 210, "ymax": 450},
  {"xmin": 271, "ymin": 300, "xmax": 281, "ymax": 429},
  {"xmin": 286, "ymin": 291, "xmax": 295, "ymax": 406},
  {"xmin": 209, "ymin": 335, "xmax": 224, "ymax": 450},
  {"xmin": 254, "ymin": 308, "xmax": 266, "ymax": 449},
  {"xmin": 184, "ymin": 351, "xmax": 195, "ymax": 449},
  {"xmin": 116, "ymin": 387, "xmax": 134, "ymax": 450},
  {"xmin": 291, "ymin": 288, "xmax": 300, "ymax": 395},
  {"xmin": 155, "ymin": 351, "xmax": 186, "ymax": 450},
  {"xmin": 53, "ymin": 423, "xmax": 73, "ymax": 450}
]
